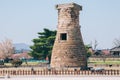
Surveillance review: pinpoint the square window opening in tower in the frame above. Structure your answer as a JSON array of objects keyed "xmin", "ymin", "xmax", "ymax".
[{"xmin": 60, "ymin": 33, "xmax": 67, "ymax": 40}]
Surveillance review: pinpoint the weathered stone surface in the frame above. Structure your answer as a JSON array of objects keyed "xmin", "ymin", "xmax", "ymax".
[{"xmin": 50, "ymin": 3, "xmax": 87, "ymax": 68}]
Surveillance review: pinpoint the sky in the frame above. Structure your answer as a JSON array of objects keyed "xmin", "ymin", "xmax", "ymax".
[{"xmin": 0, "ymin": 0, "xmax": 120, "ymax": 49}]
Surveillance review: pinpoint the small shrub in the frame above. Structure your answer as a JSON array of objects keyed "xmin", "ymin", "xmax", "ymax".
[
  {"xmin": 0, "ymin": 60, "xmax": 4, "ymax": 65},
  {"xmin": 11, "ymin": 59, "xmax": 22, "ymax": 67}
]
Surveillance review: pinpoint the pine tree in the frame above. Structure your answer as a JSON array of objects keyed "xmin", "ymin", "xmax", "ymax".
[{"xmin": 29, "ymin": 28, "xmax": 56, "ymax": 62}]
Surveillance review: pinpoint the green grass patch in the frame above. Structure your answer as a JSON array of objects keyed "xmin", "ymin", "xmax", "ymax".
[
  {"xmin": 4, "ymin": 61, "xmax": 42, "ymax": 66},
  {"xmin": 89, "ymin": 61, "xmax": 120, "ymax": 65},
  {"xmin": 22, "ymin": 62, "xmax": 39, "ymax": 65}
]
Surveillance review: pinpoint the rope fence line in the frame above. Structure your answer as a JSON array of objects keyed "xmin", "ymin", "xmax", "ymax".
[{"xmin": 0, "ymin": 69, "xmax": 120, "ymax": 76}]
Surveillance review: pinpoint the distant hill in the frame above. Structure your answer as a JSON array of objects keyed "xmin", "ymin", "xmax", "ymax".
[{"xmin": 13, "ymin": 43, "xmax": 31, "ymax": 51}]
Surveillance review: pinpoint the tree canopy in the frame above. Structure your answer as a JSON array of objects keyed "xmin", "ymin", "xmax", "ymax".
[
  {"xmin": 29, "ymin": 28, "xmax": 56, "ymax": 62},
  {"xmin": 85, "ymin": 45, "xmax": 92, "ymax": 58},
  {"xmin": 0, "ymin": 39, "xmax": 14, "ymax": 59}
]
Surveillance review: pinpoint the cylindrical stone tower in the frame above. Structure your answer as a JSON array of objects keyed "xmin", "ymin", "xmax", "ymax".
[{"xmin": 51, "ymin": 3, "xmax": 87, "ymax": 68}]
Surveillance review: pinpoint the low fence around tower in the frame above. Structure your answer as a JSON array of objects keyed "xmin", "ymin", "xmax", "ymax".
[{"xmin": 0, "ymin": 69, "xmax": 120, "ymax": 76}]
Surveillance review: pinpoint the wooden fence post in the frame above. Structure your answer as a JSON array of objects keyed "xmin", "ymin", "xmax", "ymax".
[
  {"xmin": 14, "ymin": 70, "xmax": 16, "ymax": 75},
  {"xmin": 28, "ymin": 70, "xmax": 30, "ymax": 75},
  {"xmin": 23, "ymin": 70, "xmax": 25, "ymax": 75},
  {"xmin": 113, "ymin": 70, "xmax": 115, "ymax": 75},
  {"xmin": 108, "ymin": 70, "xmax": 110, "ymax": 75},
  {"xmin": 88, "ymin": 70, "xmax": 89, "ymax": 75},
  {"xmin": 117, "ymin": 70, "xmax": 119, "ymax": 75},
  {"xmin": 111, "ymin": 70, "xmax": 113, "ymax": 75}
]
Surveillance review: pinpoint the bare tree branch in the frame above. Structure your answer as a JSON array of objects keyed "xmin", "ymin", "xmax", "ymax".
[
  {"xmin": 113, "ymin": 38, "xmax": 120, "ymax": 47},
  {"xmin": 94, "ymin": 40, "xmax": 98, "ymax": 50}
]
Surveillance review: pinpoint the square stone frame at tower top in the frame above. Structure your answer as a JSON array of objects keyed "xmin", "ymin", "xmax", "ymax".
[{"xmin": 50, "ymin": 3, "xmax": 87, "ymax": 69}]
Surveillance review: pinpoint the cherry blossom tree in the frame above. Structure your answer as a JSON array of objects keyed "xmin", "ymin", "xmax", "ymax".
[{"xmin": 0, "ymin": 39, "xmax": 14, "ymax": 59}]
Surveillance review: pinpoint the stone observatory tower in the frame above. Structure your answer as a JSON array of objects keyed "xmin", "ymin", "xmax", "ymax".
[{"xmin": 51, "ymin": 3, "xmax": 87, "ymax": 68}]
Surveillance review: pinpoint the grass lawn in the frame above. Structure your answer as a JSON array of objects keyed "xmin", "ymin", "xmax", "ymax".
[
  {"xmin": 89, "ymin": 60, "xmax": 120, "ymax": 65},
  {"xmin": 4, "ymin": 60, "xmax": 120, "ymax": 67},
  {"xmin": 4, "ymin": 62, "xmax": 42, "ymax": 66}
]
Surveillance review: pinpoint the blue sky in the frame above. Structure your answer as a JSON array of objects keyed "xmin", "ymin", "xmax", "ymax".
[{"xmin": 0, "ymin": 0, "xmax": 120, "ymax": 49}]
